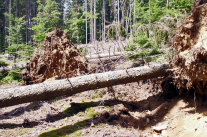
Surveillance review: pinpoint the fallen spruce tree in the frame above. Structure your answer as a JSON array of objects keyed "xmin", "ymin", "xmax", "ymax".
[
  {"xmin": 1, "ymin": 1, "xmax": 207, "ymax": 108},
  {"xmin": 0, "ymin": 64, "xmax": 168, "ymax": 108}
]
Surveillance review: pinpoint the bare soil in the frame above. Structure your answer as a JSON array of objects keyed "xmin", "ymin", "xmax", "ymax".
[{"xmin": 0, "ymin": 60, "xmax": 207, "ymax": 137}]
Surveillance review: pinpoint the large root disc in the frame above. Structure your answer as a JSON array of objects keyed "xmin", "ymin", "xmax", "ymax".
[
  {"xmin": 23, "ymin": 29, "xmax": 88, "ymax": 85},
  {"xmin": 171, "ymin": 4, "xmax": 207, "ymax": 94}
]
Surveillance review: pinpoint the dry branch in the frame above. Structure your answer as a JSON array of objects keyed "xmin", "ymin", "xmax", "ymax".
[{"xmin": 0, "ymin": 64, "xmax": 168, "ymax": 108}]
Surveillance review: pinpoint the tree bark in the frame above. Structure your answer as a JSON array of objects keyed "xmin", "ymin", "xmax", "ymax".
[
  {"xmin": 90, "ymin": 0, "xmax": 94, "ymax": 42},
  {"xmin": 85, "ymin": 0, "xmax": 88, "ymax": 44},
  {"xmin": 0, "ymin": 64, "xmax": 169, "ymax": 108},
  {"xmin": 102, "ymin": 0, "xmax": 106, "ymax": 42},
  {"xmin": 86, "ymin": 52, "xmax": 123, "ymax": 59},
  {"xmin": 129, "ymin": 0, "xmax": 132, "ymax": 37},
  {"xmin": 167, "ymin": 0, "xmax": 169, "ymax": 9},
  {"xmin": 4, "ymin": 0, "xmax": 8, "ymax": 49},
  {"xmin": 93, "ymin": 0, "xmax": 96, "ymax": 41},
  {"xmin": 8, "ymin": 0, "xmax": 11, "ymax": 46}
]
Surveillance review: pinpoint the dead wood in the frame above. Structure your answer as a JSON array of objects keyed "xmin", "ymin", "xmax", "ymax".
[
  {"xmin": 86, "ymin": 52, "xmax": 123, "ymax": 59},
  {"xmin": 22, "ymin": 29, "xmax": 88, "ymax": 85},
  {"xmin": 171, "ymin": 3, "xmax": 207, "ymax": 94},
  {"xmin": 0, "ymin": 64, "xmax": 168, "ymax": 108}
]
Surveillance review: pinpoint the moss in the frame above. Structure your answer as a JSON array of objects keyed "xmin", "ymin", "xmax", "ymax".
[
  {"xmin": 18, "ymin": 128, "xmax": 30, "ymax": 136},
  {"xmin": 117, "ymin": 94, "xmax": 123, "ymax": 99},
  {"xmin": 38, "ymin": 120, "xmax": 88, "ymax": 137},
  {"xmin": 91, "ymin": 90, "xmax": 107, "ymax": 99},
  {"xmin": 90, "ymin": 94, "xmax": 96, "ymax": 99},
  {"xmin": 105, "ymin": 106, "xmax": 111, "ymax": 111},
  {"xmin": 97, "ymin": 90, "xmax": 107, "ymax": 97},
  {"xmin": 71, "ymin": 130, "xmax": 82, "ymax": 137},
  {"xmin": 86, "ymin": 107, "xmax": 99, "ymax": 118},
  {"xmin": 77, "ymin": 112, "xmax": 85, "ymax": 117}
]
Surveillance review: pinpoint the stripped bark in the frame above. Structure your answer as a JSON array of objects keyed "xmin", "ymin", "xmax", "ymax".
[{"xmin": 0, "ymin": 64, "xmax": 169, "ymax": 108}]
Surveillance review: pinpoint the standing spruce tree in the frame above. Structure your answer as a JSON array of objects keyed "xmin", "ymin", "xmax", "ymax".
[
  {"xmin": 32, "ymin": 0, "xmax": 61, "ymax": 43},
  {"xmin": 5, "ymin": 13, "xmax": 34, "ymax": 62}
]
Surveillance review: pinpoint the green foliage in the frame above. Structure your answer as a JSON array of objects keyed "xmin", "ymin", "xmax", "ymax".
[
  {"xmin": 7, "ymin": 44, "xmax": 34, "ymax": 62},
  {"xmin": 4, "ymin": 13, "xmax": 34, "ymax": 62},
  {"xmin": 19, "ymin": 44, "xmax": 35, "ymax": 59},
  {"xmin": 32, "ymin": 0, "xmax": 61, "ymax": 42},
  {"xmin": 66, "ymin": 8, "xmax": 86, "ymax": 43},
  {"xmin": 7, "ymin": 44, "xmax": 20, "ymax": 57},
  {"xmin": 0, "ymin": 60, "xmax": 8, "ymax": 67},
  {"xmin": 129, "ymin": 0, "xmax": 194, "ymax": 62},
  {"xmin": 0, "ymin": 68, "xmax": 23, "ymax": 84},
  {"xmin": 5, "ymin": 13, "xmax": 26, "ymax": 46}
]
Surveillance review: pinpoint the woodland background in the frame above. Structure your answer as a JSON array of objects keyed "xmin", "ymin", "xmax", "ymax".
[{"xmin": 0, "ymin": 0, "xmax": 194, "ymax": 52}]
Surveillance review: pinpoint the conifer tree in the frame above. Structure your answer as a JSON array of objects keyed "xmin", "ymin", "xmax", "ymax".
[{"xmin": 32, "ymin": 0, "xmax": 61, "ymax": 42}]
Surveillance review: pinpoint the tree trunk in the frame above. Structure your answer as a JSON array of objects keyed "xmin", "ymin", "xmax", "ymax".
[
  {"xmin": 129, "ymin": 0, "xmax": 132, "ymax": 37},
  {"xmin": 118, "ymin": 0, "xmax": 120, "ymax": 26},
  {"xmin": 85, "ymin": 0, "xmax": 88, "ymax": 44},
  {"xmin": 93, "ymin": 0, "xmax": 96, "ymax": 41},
  {"xmin": 0, "ymin": 64, "xmax": 169, "ymax": 108},
  {"xmin": 4, "ymin": 0, "xmax": 8, "ymax": 50},
  {"xmin": 103, "ymin": 0, "xmax": 106, "ymax": 42},
  {"xmin": 8, "ymin": 0, "xmax": 11, "ymax": 46},
  {"xmin": 133, "ymin": 0, "xmax": 136, "ymax": 33},
  {"xmin": 0, "ymin": 0, "xmax": 5, "ymax": 52},
  {"xmin": 15, "ymin": 0, "xmax": 19, "ymax": 17},
  {"xmin": 90, "ymin": 0, "xmax": 94, "ymax": 42}
]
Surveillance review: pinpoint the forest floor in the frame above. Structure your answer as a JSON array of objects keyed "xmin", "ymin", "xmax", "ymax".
[
  {"xmin": 0, "ymin": 39, "xmax": 206, "ymax": 137},
  {"xmin": 0, "ymin": 59, "xmax": 207, "ymax": 137}
]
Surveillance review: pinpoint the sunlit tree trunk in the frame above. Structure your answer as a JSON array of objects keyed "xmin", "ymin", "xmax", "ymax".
[
  {"xmin": 93, "ymin": 0, "xmax": 96, "ymax": 41},
  {"xmin": 133, "ymin": 0, "xmax": 136, "ymax": 32},
  {"xmin": 85, "ymin": 0, "xmax": 88, "ymax": 44},
  {"xmin": 102, "ymin": 0, "xmax": 106, "ymax": 42},
  {"xmin": 167, "ymin": 0, "xmax": 169, "ymax": 9},
  {"xmin": 129, "ymin": 0, "xmax": 132, "ymax": 37},
  {"xmin": 90, "ymin": 0, "xmax": 94, "ymax": 42}
]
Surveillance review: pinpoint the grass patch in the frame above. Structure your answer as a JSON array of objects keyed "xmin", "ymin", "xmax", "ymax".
[
  {"xmin": 91, "ymin": 90, "xmax": 107, "ymax": 99},
  {"xmin": 85, "ymin": 107, "xmax": 99, "ymax": 118},
  {"xmin": 105, "ymin": 106, "xmax": 111, "ymax": 111},
  {"xmin": 18, "ymin": 128, "xmax": 31, "ymax": 136},
  {"xmin": 0, "ymin": 68, "xmax": 23, "ymax": 84},
  {"xmin": 38, "ymin": 119, "xmax": 89, "ymax": 137}
]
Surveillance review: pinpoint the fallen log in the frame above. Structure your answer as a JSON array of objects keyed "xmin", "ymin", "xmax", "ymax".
[
  {"xmin": 0, "ymin": 63, "xmax": 169, "ymax": 108},
  {"xmin": 86, "ymin": 52, "xmax": 123, "ymax": 59},
  {"xmin": 87, "ymin": 55, "xmax": 125, "ymax": 63}
]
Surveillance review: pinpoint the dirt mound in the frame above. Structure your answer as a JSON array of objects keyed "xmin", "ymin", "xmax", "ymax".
[
  {"xmin": 22, "ymin": 29, "xmax": 88, "ymax": 85},
  {"xmin": 171, "ymin": 4, "xmax": 207, "ymax": 94}
]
